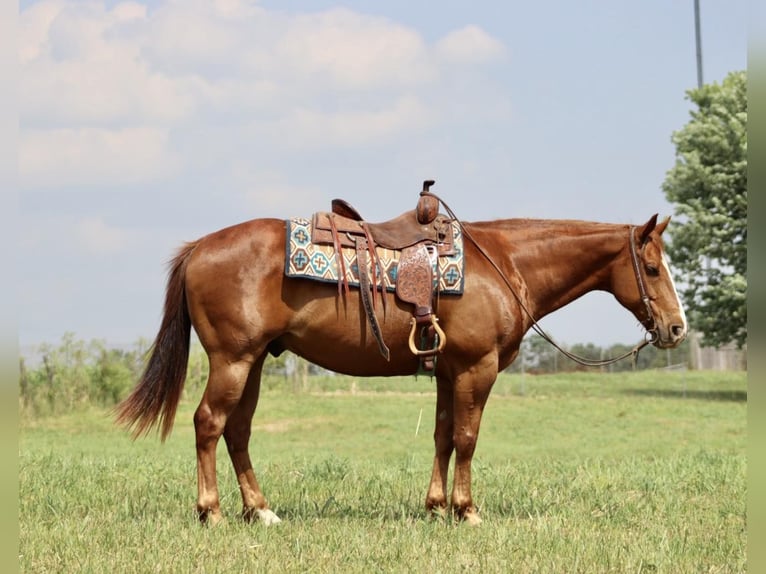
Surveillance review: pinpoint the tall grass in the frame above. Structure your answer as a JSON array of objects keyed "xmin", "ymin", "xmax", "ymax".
[{"xmin": 20, "ymin": 371, "xmax": 746, "ymax": 573}]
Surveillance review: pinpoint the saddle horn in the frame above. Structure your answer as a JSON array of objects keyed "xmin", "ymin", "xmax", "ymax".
[{"xmin": 417, "ymin": 179, "xmax": 439, "ymax": 224}]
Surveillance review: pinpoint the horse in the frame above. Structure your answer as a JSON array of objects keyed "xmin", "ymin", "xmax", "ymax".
[{"xmin": 116, "ymin": 204, "xmax": 687, "ymax": 526}]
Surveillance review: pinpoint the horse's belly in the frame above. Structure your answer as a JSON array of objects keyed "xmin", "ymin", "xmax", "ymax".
[{"xmin": 280, "ymin": 318, "xmax": 422, "ymax": 377}]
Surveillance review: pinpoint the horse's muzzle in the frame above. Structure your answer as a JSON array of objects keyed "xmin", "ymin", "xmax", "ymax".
[{"xmin": 653, "ymin": 323, "xmax": 687, "ymax": 349}]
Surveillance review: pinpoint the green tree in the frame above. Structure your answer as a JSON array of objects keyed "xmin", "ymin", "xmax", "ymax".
[
  {"xmin": 558, "ymin": 343, "xmax": 603, "ymax": 372},
  {"xmin": 88, "ymin": 341, "xmax": 135, "ymax": 406},
  {"xmin": 516, "ymin": 333, "xmax": 559, "ymax": 373},
  {"xmin": 662, "ymin": 70, "xmax": 747, "ymax": 349}
]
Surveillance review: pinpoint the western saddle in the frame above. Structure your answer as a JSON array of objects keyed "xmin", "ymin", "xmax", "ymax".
[{"xmin": 310, "ymin": 180, "xmax": 454, "ymax": 371}]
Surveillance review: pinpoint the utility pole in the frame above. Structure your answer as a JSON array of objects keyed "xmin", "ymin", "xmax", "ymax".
[{"xmin": 694, "ymin": 0, "xmax": 704, "ymax": 88}]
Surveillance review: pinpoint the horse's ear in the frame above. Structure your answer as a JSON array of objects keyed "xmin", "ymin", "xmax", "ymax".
[
  {"xmin": 654, "ymin": 216, "xmax": 671, "ymax": 236},
  {"xmin": 639, "ymin": 214, "xmax": 659, "ymax": 245}
]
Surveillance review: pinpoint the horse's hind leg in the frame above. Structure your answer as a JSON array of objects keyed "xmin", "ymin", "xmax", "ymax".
[
  {"xmin": 223, "ymin": 354, "xmax": 281, "ymax": 525},
  {"xmin": 194, "ymin": 354, "xmax": 253, "ymax": 525},
  {"xmin": 426, "ymin": 375, "xmax": 454, "ymax": 516}
]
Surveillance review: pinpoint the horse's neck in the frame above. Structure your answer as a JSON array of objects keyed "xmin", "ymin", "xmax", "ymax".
[{"xmin": 492, "ymin": 219, "xmax": 628, "ymax": 320}]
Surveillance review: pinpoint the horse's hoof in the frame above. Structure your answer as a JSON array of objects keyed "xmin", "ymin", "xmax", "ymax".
[
  {"xmin": 255, "ymin": 508, "xmax": 282, "ymax": 526},
  {"xmin": 198, "ymin": 509, "xmax": 225, "ymax": 527},
  {"xmin": 428, "ymin": 506, "xmax": 449, "ymax": 521},
  {"xmin": 463, "ymin": 510, "xmax": 483, "ymax": 526}
]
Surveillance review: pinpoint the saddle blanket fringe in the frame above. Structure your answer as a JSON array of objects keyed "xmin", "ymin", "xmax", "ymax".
[{"xmin": 284, "ymin": 217, "xmax": 465, "ymax": 295}]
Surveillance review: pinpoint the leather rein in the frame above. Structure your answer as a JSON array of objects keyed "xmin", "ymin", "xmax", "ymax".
[{"xmin": 426, "ymin": 191, "xmax": 657, "ymax": 368}]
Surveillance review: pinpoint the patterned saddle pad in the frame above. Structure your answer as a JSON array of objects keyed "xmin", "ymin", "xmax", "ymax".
[{"xmin": 284, "ymin": 217, "xmax": 465, "ymax": 295}]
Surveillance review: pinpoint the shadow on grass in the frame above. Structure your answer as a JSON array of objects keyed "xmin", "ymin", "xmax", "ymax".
[{"xmin": 622, "ymin": 388, "xmax": 747, "ymax": 402}]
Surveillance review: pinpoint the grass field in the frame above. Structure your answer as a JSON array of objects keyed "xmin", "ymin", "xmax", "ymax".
[{"xmin": 19, "ymin": 370, "xmax": 746, "ymax": 573}]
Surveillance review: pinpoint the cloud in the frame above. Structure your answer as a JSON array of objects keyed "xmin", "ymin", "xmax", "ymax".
[
  {"xmin": 20, "ymin": 1, "xmax": 506, "ymax": 119},
  {"xmin": 273, "ymin": 8, "xmax": 435, "ymax": 91},
  {"xmin": 20, "ymin": 1, "xmax": 197, "ymax": 128},
  {"xmin": 140, "ymin": 0, "xmax": 258, "ymax": 77},
  {"xmin": 21, "ymin": 59, "xmax": 199, "ymax": 129},
  {"xmin": 18, "ymin": 0, "xmax": 64, "ymax": 64},
  {"xmin": 19, "ymin": 127, "xmax": 181, "ymax": 188},
  {"xmin": 19, "ymin": 1, "xmax": 508, "ymax": 190},
  {"xmin": 436, "ymin": 25, "xmax": 507, "ymax": 64}
]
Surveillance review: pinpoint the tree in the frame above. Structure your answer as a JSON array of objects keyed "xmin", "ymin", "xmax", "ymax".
[
  {"xmin": 662, "ymin": 70, "xmax": 747, "ymax": 349},
  {"xmin": 559, "ymin": 342, "xmax": 602, "ymax": 372},
  {"xmin": 88, "ymin": 341, "xmax": 134, "ymax": 406},
  {"xmin": 522, "ymin": 333, "xmax": 559, "ymax": 373}
]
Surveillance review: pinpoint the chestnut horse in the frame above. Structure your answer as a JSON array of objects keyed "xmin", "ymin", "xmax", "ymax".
[{"xmin": 117, "ymin": 209, "xmax": 687, "ymax": 526}]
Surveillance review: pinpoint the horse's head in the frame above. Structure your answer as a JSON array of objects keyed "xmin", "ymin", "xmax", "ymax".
[{"xmin": 612, "ymin": 214, "xmax": 688, "ymax": 349}]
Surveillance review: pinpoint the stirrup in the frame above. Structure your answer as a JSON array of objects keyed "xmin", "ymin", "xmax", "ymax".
[{"xmin": 407, "ymin": 316, "xmax": 446, "ymax": 357}]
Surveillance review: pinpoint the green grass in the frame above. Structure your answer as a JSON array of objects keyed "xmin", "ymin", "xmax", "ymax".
[{"xmin": 19, "ymin": 371, "xmax": 746, "ymax": 573}]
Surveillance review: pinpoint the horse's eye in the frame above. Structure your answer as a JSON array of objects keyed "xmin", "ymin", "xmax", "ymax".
[{"xmin": 646, "ymin": 264, "xmax": 659, "ymax": 277}]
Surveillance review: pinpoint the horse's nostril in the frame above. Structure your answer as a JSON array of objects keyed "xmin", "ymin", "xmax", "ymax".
[{"xmin": 671, "ymin": 324, "xmax": 685, "ymax": 339}]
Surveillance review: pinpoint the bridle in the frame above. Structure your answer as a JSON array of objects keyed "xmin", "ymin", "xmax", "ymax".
[
  {"xmin": 426, "ymin": 191, "xmax": 657, "ymax": 367},
  {"xmin": 628, "ymin": 225, "xmax": 659, "ymax": 344}
]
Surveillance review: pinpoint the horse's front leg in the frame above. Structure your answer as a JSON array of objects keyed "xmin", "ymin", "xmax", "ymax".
[
  {"xmin": 425, "ymin": 376, "xmax": 454, "ymax": 516},
  {"xmin": 450, "ymin": 361, "xmax": 497, "ymax": 525},
  {"xmin": 222, "ymin": 355, "xmax": 281, "ymax": 525}
]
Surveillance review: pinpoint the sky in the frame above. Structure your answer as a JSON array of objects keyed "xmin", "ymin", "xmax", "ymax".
[{"xmin": 18, "ymin": 0, "xmax": 748, "ymax": 351}]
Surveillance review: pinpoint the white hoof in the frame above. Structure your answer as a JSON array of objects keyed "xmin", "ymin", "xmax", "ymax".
[
  {"xmin": 464, "ymin": 511, "xmax": 483, "ymax": 526},
  {"xmin": 255, "ymin": 508, "xmax": 282, "ymax": 526}
]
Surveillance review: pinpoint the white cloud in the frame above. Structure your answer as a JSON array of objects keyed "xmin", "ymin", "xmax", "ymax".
[
  {"xmin": 112, "ymin": 1, "xmax": 146, "ymax": 22},
  {"xmin": 21, "ymin": 57, "xmax": 199, "ymax": 128},
  {"xmin": 18, "ymin": 0, "xmax": 65, "ymax": 64},
  {"xmin": 20, "ymin": 1, "xmax": 505, "ymax": 125},
  {"xmin": 141, "ymin": 0, "xmax": 258, "ymax": 75},
  {"xmin": 19, "ymin": 1, "xmax": 508, "ymax": 188},
  {"xmin": 19, "ymin": 127, "xmax": 181, "ymax": 188},
  {"xmin": 20, "ymin": 1, "xmax": 197, "ymax": 127},
  {"xmin": 274, "ymin": 8, "xmax": 435, "ymax": 90},
  {"xmin": 436, "ymin": 25, "xmax": 506, "ymax": 64},
  {"xmin": 21, "ymin": 0, "xmax": 146, "ymax": 64}
]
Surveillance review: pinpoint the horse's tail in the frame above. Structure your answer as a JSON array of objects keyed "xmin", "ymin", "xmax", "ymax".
[{"xmin": 115, "ymin": 241, "xmax": 198, "ymax": 441}]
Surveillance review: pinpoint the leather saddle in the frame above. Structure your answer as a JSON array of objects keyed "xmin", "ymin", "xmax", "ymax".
[
  {"xmin": 310, "ymin": 180, "xmax": 451, "ymax": 371},
  {"xmin": 312, "ymin": 208, "xmax": 455, "ymax": 254}
]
